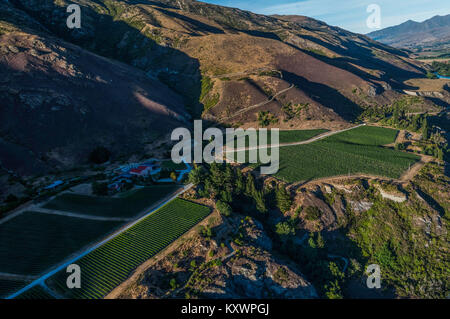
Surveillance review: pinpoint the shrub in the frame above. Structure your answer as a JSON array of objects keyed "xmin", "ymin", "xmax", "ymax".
[
  {"xmin": 274, "ymin": 267, "xmax": 290, "ymax": 283},
  {"xmin": 275, "ymin": 221, "xmax": 295, "ymax": 236},
  {"xmin": 276, "ymin": 184, "xmax": 292, "ymax": 213},
  {"xmin": 216, "ymin": 200, "xmax": 232, "ymax": 216},
  {"xmin": 305, "ymin": 206, "xmax": 321, "ymax": 221}
]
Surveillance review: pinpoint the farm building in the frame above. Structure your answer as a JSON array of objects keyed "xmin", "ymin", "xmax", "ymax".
[{"xmin": 129, "ymin": 166, "xmax": 156, "ymax": 177}]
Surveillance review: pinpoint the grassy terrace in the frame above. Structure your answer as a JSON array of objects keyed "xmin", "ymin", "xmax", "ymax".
[
  {"xmin": 44, "ymin": 185, "xmax": 178, "ymax": 218},
  {"xmin": 235, "ymin": 126, "xmax": 420, "ymax": 182},
  {"xmin": 46, "ymin": 198, "xmax": 211, "ymax": 299},
  {"xmin": 0, "ymin": 212, "xmax": 122, "ymax": 276}
]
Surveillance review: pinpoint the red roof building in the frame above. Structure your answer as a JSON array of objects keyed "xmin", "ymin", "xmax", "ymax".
[{"xmin": 129, "ymin": 166, "xmax": 152, "ymax": 176}]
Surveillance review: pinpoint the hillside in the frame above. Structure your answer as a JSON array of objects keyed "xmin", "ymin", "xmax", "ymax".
[
  {"xmin": 367, "ymin": 14, "xmax": 450, "ymax": 51},
  {"xmin": 7, "ymin": 1, "xmax": 430, "ymax": 123},
  {"xmin": 1, "ymin": 0, "xmax": 441, "ymax": 176},
  {"xmin": 0, "ymin": 1, "xmax": 191, "ymax": 175}
]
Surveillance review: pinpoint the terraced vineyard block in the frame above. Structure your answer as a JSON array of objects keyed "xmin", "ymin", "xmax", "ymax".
[{"xmin": 46, "ymin": 199, "xmax": 211, "ymax": 299}]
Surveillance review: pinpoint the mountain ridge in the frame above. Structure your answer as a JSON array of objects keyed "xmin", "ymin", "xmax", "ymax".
[{"xmin": 367, "ymin": 14, "xmax": 450, "ymax": 50}]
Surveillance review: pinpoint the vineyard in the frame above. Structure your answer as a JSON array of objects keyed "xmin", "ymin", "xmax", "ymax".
[
  {"xmin": 0, "ymin": 211, "xmax": 122, "ymax": 275},
  {"xmin": 277, "ymin": 129, "xmax": 329, "ymax": 144},
  {"xmin": 45, "ymin": 198, "xmax": 211, "ymax": 299},
  {"xmin": 44, "ymin": 185, "xmax": 178, "ymax": 218},
  {"xmin": 15, "ymin": 285, "xmax": 55, "ymax": 299},
  {"xmin": 275, "ymin": 126, "xmax": 420, "ymax": 182},
  {"xmin": 232, "ymin": 126, "xmax": 420, "ymax": 182},
  {"xmin": 0, "ymin": 279, "xmax": 28, "ymax": 299},
  {"xmin": 229, "ymin": 129, "xmax": 328, "ymax": 147}
]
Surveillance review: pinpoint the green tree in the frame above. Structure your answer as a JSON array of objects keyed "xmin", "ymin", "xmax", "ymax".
[
  {"xmin": 169, "ymin": 278, "xmax": 177, "ymax": 290},
  {"xmin": 216, "ymin": 200, "xmax": 232, "ymax": 216},
  {"xmin": 245, "ymin": 174, "xmax": 257, "ymax": 197},
  {"xmin": 276, "ymin": 184, "xmax": 292, "ymax": 213},
  {"xmin": 235, "ymin": 168, "xmax": 245, "ymax": 194},
  {"xmin": 254, "ymin": 190, "xmax": 267, "ymax": 214},
  {"xmin": 188, "ymin": 166, "xmax": 206, "ymax": 185},
  {"xmin": 275, "ymin": 221, "xmax": 296, "ymax": 236},
  {"xmin": 422, "ymin": 117, "xmax": 429, "ymax": 140}
]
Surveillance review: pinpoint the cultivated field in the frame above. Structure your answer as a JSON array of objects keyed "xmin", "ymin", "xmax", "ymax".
[
  {"xmin": 277, "ymin": 129, "xmax": 329, "ymax": 144},
  {"xmin": 233, "ymin": 126, "xmax": 420, "ymax": 182},
  {"xmin": 229, "ymin": 129, "xmax": 328, "ymax": 148},
  {"xmin": 15, "ymin": 285, "xmax": 55, "ymax": 299},
  {"xmin": 0, "ymin": 279, "xmax": 28, "ymax": 299},
  {"xmin": 46, "ymin": 198, "xmax": 211, "ymax": 299},
  {"xmin": 0, "ymin": 212, "xmax": 122, "ymax": 275},
  {"xmin": 275, "ymin": 126, "xmax": 420, "ymax": 182},
  {"xmin": 44, "ymin": 185, "xmax": 178, "ymax": 218}
]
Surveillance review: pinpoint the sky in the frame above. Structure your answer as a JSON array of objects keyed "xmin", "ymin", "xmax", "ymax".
[{"xmin": 201, "ymin": 0, "xmax": 450, "ymax": 34}]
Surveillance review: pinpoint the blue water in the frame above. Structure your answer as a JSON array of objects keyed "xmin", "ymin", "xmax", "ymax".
[{"xmin": 435, "ymin": 73, "xmax": 450, "ymax": 79}]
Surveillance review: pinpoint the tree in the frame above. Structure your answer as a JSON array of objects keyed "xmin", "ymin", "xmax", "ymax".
[
  {"xmin": 437, "ymin": 147, "xmax": 444, "ymax": 161},
  {"xmin": 254, "ymin": 190, "xmax": 268, "ymax": 214},
  {"xmin": 216, "ymin": 200, "xmax": 232, "ymax": 216},
  {"xmin": 92, "ymin": 181, "xmax": 108, "ymax": 196},
  {"xmin": 169, "ymin": 278, "xmax": 177, "ymax": 290},
  {"xmin": 276, "ymin": 184, "xmax": 292, "ymax": 213},
  {"xmin": 188, "ymin": 166, "xmax": 206, "ymax": 185},
  {"xmin": 316, "ymin": 232, "xmax": 325, "ymax": 248},
  {"xmin": 245, "ymin": 174, "xmax": 256, "ymax": 196},
  {"xmin": 422, "ymin": 117, "xmax": 429, "ymax": 140},
  {"xmin": 89, "ymin": 146, "xmax": 111, "ymax": 164},
  {"xmin": 220, "ymin": 189, "xmax": 232, "ymax": 203},
  {"xmin": 235, "ymin": 168, "xmax": 245, "ymax": 195},
  {"xmin": 275, "ymin": 221, "xmax": 295, "ymax": 236},
  {"xmin": 392, "ymin": 106, "xmax": 400, "ymax": 124}
]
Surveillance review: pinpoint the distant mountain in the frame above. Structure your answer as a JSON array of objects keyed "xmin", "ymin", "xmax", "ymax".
[{"xmin": 367, "ymin": 14, "xmax": 450, "ymax": 50}]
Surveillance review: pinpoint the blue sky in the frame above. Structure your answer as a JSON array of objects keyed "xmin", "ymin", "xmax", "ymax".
[{"xmin": 200, "ymin": 0, "xmax": 450, "ymax": 34}]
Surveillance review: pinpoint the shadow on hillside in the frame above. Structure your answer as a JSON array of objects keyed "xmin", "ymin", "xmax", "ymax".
[
  {"xmin": 9, "ymin": 0, "xmax": 204, "ymax": 118},
  {"xmin": 156, "ymin": 7, "xmax": 225, "ymax": 35},
  {"xmin": 290, "ymin": 34, "xmax": 424, "ymax": 91},
  {"xmin": 414, "ymin": 186, "xmax": 446, "ymax": 217},
  {"xmin": 426, "ymin": 97, "xmax": 450, "ymax": 109},
  {"xmin": 281, "ymin": 70, "xmax": 363, "ymax": 121}
]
